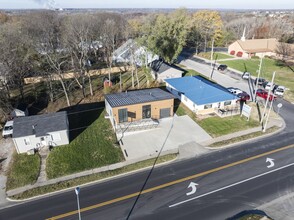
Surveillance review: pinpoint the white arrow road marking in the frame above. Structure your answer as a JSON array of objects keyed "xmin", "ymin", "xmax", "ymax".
[
  {"xmin": 169, "ymin": 162, "xmax": 294, "ymax": 208},
  {"xmin": 266, "ymin": 158, "xmax": 275, "ymax": 168},
  {"xmin": 186, "ymin": 182, "xmax": 198, "ymax": 196}
]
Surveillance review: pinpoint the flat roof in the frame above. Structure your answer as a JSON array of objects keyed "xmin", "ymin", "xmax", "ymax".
[
  {"xmin": 165, "ymin": 76, "xmax": 237, "ymax": 105},
  {"xmin": 105, "ymin": 88, "xmax": 174, "ymax": 108},
  {"xmin": 13, "ymin": 111, "xmax": 68, "ymax": 138}
]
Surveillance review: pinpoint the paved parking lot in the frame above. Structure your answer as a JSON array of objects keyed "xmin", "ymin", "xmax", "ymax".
[{"xmin": 119, "ymin": 115, "xmax": 212, "ymax": 161}]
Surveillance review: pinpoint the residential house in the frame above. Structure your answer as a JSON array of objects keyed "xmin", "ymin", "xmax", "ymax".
[
  {"xmin": 112, "ymin": 39, "xmax": 159, "ymax": 67},
  {"xmin": 150, "ymin": 60, "xmax": 184, "ymax": 82},
  {"xmin": 105, "ymin": 88, "xmax": 174, "ymax": 130},
  {"xmin": 165, "ymin": 76, "xmax": 238, "ymax": 115},
  {"xmin": 12, "ymin": 111, "xmax": 69, "ymax": 154}
]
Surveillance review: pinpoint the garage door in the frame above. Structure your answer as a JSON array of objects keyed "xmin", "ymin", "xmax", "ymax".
[{"xmin": 160, "ymin": 108, "xmax": 171, "ymax": 118}]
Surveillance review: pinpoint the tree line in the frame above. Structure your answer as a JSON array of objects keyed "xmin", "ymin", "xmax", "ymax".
[{"xmin": 0, "ymin": 9, "xmax": 293, "ymax": 121}]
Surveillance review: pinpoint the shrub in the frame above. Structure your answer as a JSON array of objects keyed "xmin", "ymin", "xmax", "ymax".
[
  {"xmin": 251, "ymin": 56, "xmax": 259, "ymax": 59},
  {"xmin": 236, "ymin": 51, "xmax": 243, "ymax": 57}
]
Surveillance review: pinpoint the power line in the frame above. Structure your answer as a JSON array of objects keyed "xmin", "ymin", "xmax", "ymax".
[{"xmin": 126, "ymin": 114, "xmax": 175, "ymax": 220}]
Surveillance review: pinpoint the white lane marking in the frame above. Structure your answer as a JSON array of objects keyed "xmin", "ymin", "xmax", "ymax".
[
  {"xmin": 186, "ymin": 182, "xmax": 198, "ymax": 196},
  {"xmin": 266, "ymin": 158, "xmax": 275, "ymax": 168},
  {"xmin": 169, "ymin": 162, "xmax": 294, "ymax": 208}
]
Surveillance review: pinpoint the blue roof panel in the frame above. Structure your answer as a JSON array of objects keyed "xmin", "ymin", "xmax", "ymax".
[{"xmin": 165, "ymin": 76, "xmax": 237, "ymax": 105}]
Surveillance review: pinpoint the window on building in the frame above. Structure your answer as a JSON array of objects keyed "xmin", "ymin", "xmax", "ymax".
[
  {"xmin": 224, "ymin": 101, "xmax": 232, "ymax": 106},
  {"xmin": 204, "ymin": 104, "xmax": 212, "ymax": 109},
  {"xmin": 142, "ymin": 105, "xmax": 151, "ymax": 119},
  {"xmin": 118, "ymin": 108, "xmax": 128, "ymax": 123},
  {"xmin": 24, "ymin": 138, "xmax": 30, "ymax": 145}
]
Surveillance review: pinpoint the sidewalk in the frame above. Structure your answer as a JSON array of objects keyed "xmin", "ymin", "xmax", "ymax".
[{"xmin": 5, "ymin": 115, "xmax": 284, "ymax": 200}]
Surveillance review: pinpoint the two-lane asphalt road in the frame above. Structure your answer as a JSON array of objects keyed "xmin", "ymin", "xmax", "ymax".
[{"xmin": 1, "ymin": 130, "xmax": 294, "ymax": 219}]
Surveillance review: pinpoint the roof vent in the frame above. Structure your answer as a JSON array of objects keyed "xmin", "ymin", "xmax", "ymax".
[{"xmin": 32, "ymin": 124, "xmax": 36, "ymax": 134}]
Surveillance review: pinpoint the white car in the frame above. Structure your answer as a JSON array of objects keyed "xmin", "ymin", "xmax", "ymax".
[
  {"xmin": 264, "ymin": 82, "xmax": 275, "ymax": 90},
  {"xmin": 242, "ymin": 72, "xmax": 250, "ymax": 80},
  {"xmin": 274, "ymin": 86, "xmax": 285, "ymax": 96},
  {"xmin": 2, "ymin": 120, "xmax": 13, "ymax": 138},
  {"xmin": 227, "ymin": 87, "xmax": 243, "ymax": 95}
]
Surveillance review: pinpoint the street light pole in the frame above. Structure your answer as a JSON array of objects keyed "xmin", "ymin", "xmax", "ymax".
[{"xmin": 75, "ymin": 187, "xmax": 81, "ymax": 220}]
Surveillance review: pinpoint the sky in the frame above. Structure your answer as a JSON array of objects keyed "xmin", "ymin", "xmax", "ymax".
[{"xmin": 1, "ymin": 0, "xmax": 293, "ymax": 10}]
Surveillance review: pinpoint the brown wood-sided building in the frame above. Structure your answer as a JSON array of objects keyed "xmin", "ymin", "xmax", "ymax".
[{"xmin": 105, "ymin": 88, "xmax": 174, "ymax": 130}]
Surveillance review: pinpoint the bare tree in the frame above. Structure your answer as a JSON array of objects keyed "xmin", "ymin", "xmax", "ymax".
[
  {"xmin": 63, "ymin": 14, "xmax": 97, "ymax": 97},
  {"xmin": 22, "ymin": 11, "xmax": 71, "ymax": 106},
  {"xmin": 100, "ymin": 13, "xmax": 127, "ymax": 85},
  {"xmin": 0, "ymin": 23, "xmax": 36, "ymax": 100},
  {"xmin": 276, "ymin": 42, "xmax": 293, "ymax": 61}
]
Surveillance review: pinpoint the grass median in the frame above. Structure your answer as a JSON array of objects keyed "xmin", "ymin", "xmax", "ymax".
[
  {"xmin": 209, "ymin": 126, "xmax": 279, "ymax": 147},
  {"xmin": 10, "ymin": 154, "xmax": 177, "ymax": 200}
]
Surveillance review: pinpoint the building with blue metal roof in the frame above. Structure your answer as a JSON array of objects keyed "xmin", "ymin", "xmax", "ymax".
[{"xmin": 165, "ymin": 76, "xmax": 238, "ymax": 115}]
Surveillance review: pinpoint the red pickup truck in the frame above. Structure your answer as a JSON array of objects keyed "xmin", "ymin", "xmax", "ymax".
[{"xmin": 256, "ymin": 89, "xmax": 276, "ymax": 101}]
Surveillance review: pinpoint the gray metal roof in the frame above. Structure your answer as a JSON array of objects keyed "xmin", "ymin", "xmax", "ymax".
[
  {"xmin": 150, "ymin": 60, "xmax": 183, "ymax": 74},
  {"xmin": 105, "ymin": 88, "xmax": 174, "ymax": 108},
  {"xmin": 13, "ymin": 111, "xmax": 68, "ymax": 138}
]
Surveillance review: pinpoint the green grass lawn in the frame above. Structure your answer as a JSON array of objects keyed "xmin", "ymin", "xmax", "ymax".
[
  {"xmin": 219, "ymin": 58, "xmax": 294, "ymax": 102},
  {"xmin": 198, "ymin": 52, "xmax": 234, "ymax": 60},
  {"xmin": 175, "ymin": 103, "xmax": 259, "ymax": 138},
  {"xmin": 11, "ymin": 154, "xmax": 177, "ymax": 200},
  {"xmin": 46, "ymin": 108, "xmax": 124, "ymax": 179},
  {"xmin": 6, "ymin": 153, "xmax": 40, "ymax": 190},
  {"xmin": 197, "ymin": 115, "xmax": 259, "ymax": 137}
]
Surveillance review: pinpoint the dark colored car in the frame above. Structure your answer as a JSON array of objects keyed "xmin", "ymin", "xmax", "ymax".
[
  {"xmin": 217, "ymin": 64, "xmax": 228, "ymax": 71},
  {"xmin": 237, "ymin": 92, "xmax": 250, "ymax": 101},
  {"xmin": 256, "ymin": 89, "xmax": 276, "ymax": 101},
  {"xmin": 254, "ymin": 78, "xmax": 266, "ymax": 86}
]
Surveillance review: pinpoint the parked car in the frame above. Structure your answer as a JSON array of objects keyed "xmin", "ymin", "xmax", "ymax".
[
  {"xmin": 264, "ymin": 82, "xmax": 275, "ymax": 90},
  {"xmin": 237, "ymin": 92, "xmax": 250, "ymax": 101},
  {"xmin": 227, "ymin": 87, "xmax": 243, "ymax": 95},
  {"xmin": 256, "ymin": 89, "xmax": 276, "ymax": 101},
  {"xmin": 254, "ymin": 78, "xmax": 266, "ymax": 86},
  {"xmin": 274, "ymin": 85, "xmax": 285, "ymax": 96},
  {"xmin": 242, "ymin": 72, "xmax": 250, "ymax": 80},
  {"xmin": 217, "ymin": 64, "xmax": 228, "ymax": 71},
  {"xmin": 2, "ymin": 120, "xmax": 13, "ymax": 138}
]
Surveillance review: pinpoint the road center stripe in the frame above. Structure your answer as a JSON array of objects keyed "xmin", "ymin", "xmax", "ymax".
[{"xmin": 47, "ymin": 144, "xmax": 294, "ymax": 220}]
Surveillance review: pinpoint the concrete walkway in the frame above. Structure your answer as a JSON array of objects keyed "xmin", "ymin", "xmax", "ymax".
[
  {"xmin": 36, "ymin": 147, "xmax": 49, "ymax": 184},
  {"xmin": 119, "ymin": 115, "xmax": 212, "ymax": 160}
]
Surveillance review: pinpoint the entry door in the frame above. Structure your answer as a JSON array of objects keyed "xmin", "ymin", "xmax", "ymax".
[
  {"xmin": 142, "ymin": 105, "xmax": 151, "ymax": 119},
  {"xmin": 40, "ymin": 137, "xmax": 46, "ymax": 146},
  {"xmin": 160, "ymin": 108, "xmax": 171, "ymax": 118},
  {"xmin": 118, "ymin": 108, "xmax": 128, "ymax": 123}
]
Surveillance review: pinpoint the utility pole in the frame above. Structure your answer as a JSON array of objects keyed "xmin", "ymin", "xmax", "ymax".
[
  {"xmin": 260, "ymin": 71, "xmax": 275, "ymax": 125},
  {"xmin": 210, "ymin": 38, "xmax": 215, "ymax": 69},
  {"xmin": 254, "ymin": 57, "xmax": 263, "ymax": 101},
  {"xmin": 263, "ymin": 95, "xmax": 274, "ymax": 132}
]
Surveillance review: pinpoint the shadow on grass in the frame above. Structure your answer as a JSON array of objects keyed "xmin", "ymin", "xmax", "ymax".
[
  {"xmin": 226, "ymin": 209, "xmax": 273, "ymax": 220},
  {"xmin": 59, "ymin": 101, "xmax": 105, "ymax": 142}
]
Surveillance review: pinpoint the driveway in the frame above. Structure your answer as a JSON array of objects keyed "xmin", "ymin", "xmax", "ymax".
[
  {"xmin": 0, "ymin": 138, "xmax": 14, "ymax": 207},
  {"xmin": 119, "ymin": 115, "xmax": 212, "ymax": 161}
]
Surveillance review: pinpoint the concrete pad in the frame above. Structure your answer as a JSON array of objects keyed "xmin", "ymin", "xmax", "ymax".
[{"xmin": 119, "ymin": 115, "xmax": 212, "ymax": 160}]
